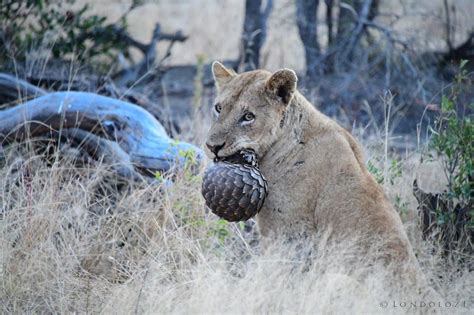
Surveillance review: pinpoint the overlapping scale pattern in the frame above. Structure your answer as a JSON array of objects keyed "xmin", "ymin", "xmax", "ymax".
[{"xmin": 202, "ymin": 161, "xmax": 268, "ymax": 222}]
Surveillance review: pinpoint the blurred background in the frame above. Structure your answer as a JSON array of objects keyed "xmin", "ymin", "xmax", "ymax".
[{"xmin": 80, "ymin": 0, "xmax": 474, "ymax": 70}]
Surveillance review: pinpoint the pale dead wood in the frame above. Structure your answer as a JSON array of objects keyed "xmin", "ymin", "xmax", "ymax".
[{"xmin": 0, "ymin": 92, "xmax": 202, "ymax": 176}]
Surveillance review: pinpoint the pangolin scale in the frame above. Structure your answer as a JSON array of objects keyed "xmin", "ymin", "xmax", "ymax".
[{"xmin": 201, "ymin": 151, "xmax": 268, "ymax": 222}]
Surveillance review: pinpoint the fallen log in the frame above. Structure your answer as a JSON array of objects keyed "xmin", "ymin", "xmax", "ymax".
[
  {"xmin": 58, "ymin": 128, "xmax": 145, "ymax": 181},
  {"xmin": 0, "ymin": 73, "xmax": 47, "ymax": 108},
  {"xmin": 0, "ymin": 92, "xmax": 203, "ymax": 176}
]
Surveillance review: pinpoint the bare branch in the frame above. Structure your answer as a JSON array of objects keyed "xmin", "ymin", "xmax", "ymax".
[
  {"xmin": 0, "ymin": 92, "xmax": 202, "ymax": 175},
  {"xmin": 341, "ymin": 0, "xmax": 373, "ymax": 63},
  {"xmin": 296, "ymin": 0, "xmax": 321, "ymax": 78},
  {"xmin": 443, "ymin": 0, "xmax": 453, "ymax": 51},
  {"xmin": 0, "ymin": 73, "xmax": 46, "ymax": 107}
]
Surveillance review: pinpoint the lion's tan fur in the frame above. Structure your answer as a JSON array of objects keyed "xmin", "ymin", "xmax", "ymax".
[{"xmin": 206, "ymin": 62, "xmax": 437, "ymax": 294}]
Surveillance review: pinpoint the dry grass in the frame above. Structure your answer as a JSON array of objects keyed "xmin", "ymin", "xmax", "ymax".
[{"xmin": 1, "ymin": 134, "xmax": 472, "ymax": 314}]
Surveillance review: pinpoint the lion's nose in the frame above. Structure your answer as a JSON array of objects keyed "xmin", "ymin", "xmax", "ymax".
[{"xmin": 206, "ymin": 142, "xmax": 225, "ymax": 155}]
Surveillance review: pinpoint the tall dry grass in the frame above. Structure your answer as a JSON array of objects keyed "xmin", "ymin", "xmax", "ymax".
[{"xmin": 1, "ymin": 131, "xmax": 472, "ymax": 314}]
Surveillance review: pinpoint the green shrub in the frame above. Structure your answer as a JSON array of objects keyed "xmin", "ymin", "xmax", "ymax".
[
  {"xmin": 0, "ymin": 0, "xmax": 135, "ymax": 68},
  {"xmin": 418, "ymin": 60, "xmax": 473, "ymax": 257},
  {"xmin": 429, "ymin": 61, "xmax": 473, "ymax": 213}
]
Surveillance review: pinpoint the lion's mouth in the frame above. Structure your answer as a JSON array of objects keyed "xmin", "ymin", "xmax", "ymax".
[{"xmin": 215, "ymin": 149, "xmax": 259, "ymax": 167}]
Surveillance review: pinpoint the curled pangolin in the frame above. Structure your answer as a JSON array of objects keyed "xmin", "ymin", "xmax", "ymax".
[{"xmin": 201, "ymin": 150, "xmax": 268, "ymax": 222}]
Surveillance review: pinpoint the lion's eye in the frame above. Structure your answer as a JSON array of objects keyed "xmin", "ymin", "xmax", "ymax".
[
  {"xmin": 214, "ymin": 104, "xmax": 222, "ymax": 114},
  {"xmin": 242, "ymin": 112, "xmax": 255, "ymax": 122}
]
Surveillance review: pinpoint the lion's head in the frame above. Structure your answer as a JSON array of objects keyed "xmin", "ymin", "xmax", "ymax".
[{"xmin": 205, "ymin": 61, "xmax": 298, "ymax": 161}]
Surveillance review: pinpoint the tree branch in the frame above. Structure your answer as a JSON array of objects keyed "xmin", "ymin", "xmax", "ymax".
[
  {"xmin": 0, "ymin": 73, "xmax": 47, "ymax": 108},
  {"xmin": 0, "ymin": 92, "xmax": 202, "ymax": 175}
]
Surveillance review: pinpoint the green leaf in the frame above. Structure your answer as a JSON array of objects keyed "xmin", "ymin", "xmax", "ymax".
[{"xmin": 441, "ymin": 95, "xmax": 454, "ymax": 112}]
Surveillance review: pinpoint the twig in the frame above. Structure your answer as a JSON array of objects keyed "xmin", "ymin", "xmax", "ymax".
[
  {"xmin": 78, "ymin": 25, "xmax": 187, "ymax": 56},
  {"xmin": 443, "ymin": 0, "xmax": 453, "ymax": 51},
  {"xmin": 341, "ymin": 0, "xmax": 373, "ymax": 62},
  {"xmin": 134, "ymin": 267, "xmax": 150, "ymax": 315},
  {"xmin": 325, "ymin": 0, "xmax": 334, "ymax": 46},
  {"xmin": 363, "ymin": 21, "xmax": 409, "ymax": 49},
  {"xmin": 115, "ymin": 23, "xmax": 188, "ymax": 85}
]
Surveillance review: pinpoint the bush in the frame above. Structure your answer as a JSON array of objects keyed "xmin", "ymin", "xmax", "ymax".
[
  {"xmin": 0, "ymin": 0, "xmax": 134, "ymax": 68},
  {"xmin": 416, "ymin": 60, "xmax": 473, "ymax": 259}
]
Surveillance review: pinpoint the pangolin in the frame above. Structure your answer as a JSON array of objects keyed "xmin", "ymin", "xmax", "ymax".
[{"xmin": 201, "ymin": 150, "xmax": 268, "ymax": 222}]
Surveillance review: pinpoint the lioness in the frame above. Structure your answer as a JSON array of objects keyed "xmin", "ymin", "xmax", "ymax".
[{"xmin": 205, "ymin": 61, "xmax": 434, "ymax": 293}]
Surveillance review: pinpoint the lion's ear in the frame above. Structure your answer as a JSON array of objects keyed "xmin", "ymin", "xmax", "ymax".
[
  {"xmin": 266, "ymin": 69, "xmax": 298, "ymax": 105},
  {"xmin": 212, "ymin": 61, "xmax": 235, "ymax": 88}
]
